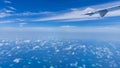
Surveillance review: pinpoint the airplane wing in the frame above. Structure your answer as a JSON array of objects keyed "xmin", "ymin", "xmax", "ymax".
[{"xmin": 84, "ymin": 5, "xmax": 120, "ymax": 17}]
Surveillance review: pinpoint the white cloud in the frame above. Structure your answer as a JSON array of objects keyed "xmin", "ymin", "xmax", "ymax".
[
  {"xmin": 0, "ymin": 11, "xmax": 53, "ymax": 18},
  {"xmin": 4, "ymin": 0, "xmax": 12, "ymax": 4},
  {"xmin": 0, "ymin": 0, "xmax": 15, "ymax": 18},
  {"xmin": 0, "ymin": 12, "xmax": 10, "ymax": 18},
  {"xmin": 8, "ymin": 6, "xmax": 16, "ymax": 10},
  {"xmin": 0, "ymin": 7, "xmax": 15, "ymax": 18},
  {"xmin": 0, "ymin": 20, "xmax": 13, "ymax": 24},
  {"xmin": 13, "ymin": 58, "xmax": 21, "ymax": 63},
  {"xmin": 3, "ymin": 9, "xmax": 14, "ymax": 13},
  {"xmin": 0, "ymin": 6, "xmax": 16, "ymax": 18},
  {"xmin": 13, "ymin": 11, "xmax": 54, "ymax": 16}
]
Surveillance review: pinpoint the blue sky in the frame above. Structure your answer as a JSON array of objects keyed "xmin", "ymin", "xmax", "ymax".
[
  {"xmin": 0, "ymin": 0, "xmax": 120, "ymax": 40},
  {"xmin": 0, "ymin": 0, "xmax": 116, "ymax": 12},
  {"xmin": 0, "ymin": 0, "xmax": 120, "ymax": 27}
]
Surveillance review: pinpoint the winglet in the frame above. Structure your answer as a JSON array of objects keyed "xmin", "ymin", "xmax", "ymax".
[{"xmin": 98, "ymin": 9, "xmax": 108, "ymax": 17}]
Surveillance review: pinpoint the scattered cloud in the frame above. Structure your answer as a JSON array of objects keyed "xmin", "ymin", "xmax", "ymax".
[
  {"xmin": 0, "ymin": 8, "xmax": 14, "ymax": 18},
  {"xmin": 0, "ymin": 0, "xmax": 15, "ymax": 18}
]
